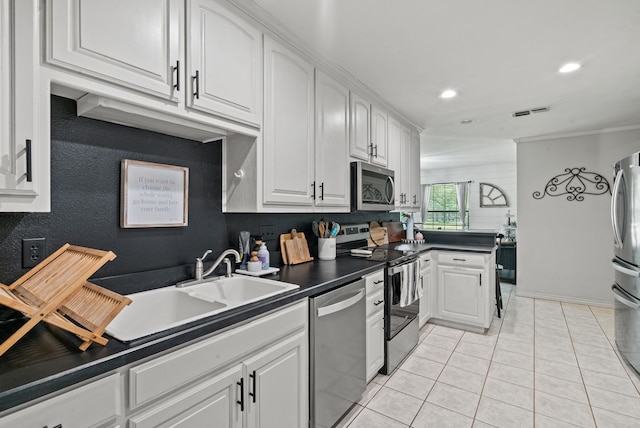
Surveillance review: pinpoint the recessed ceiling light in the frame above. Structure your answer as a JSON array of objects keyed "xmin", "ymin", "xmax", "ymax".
[
  {"xmin": 559, "ymin": 62, "xmax": 581, "ymax": 73},
  {"xmin": 440, "ymin": 89, "xmax": 457, "ymax": 99},
  {"xmin": 460, "ymin": 119, "xmax": 474, "ymax": 124}
]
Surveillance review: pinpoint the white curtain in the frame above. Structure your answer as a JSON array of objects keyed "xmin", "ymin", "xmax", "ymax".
[
  {"xmin": 420, "ymin": 184, "xmax": 432, "ymax": 226},
  {"xmin": 455, "ymin": 182, "xmax": 469, "ymax": 229}
]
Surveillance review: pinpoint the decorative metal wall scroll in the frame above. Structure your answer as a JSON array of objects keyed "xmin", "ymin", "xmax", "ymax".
[
  {"xmin": 532, "ymin": 167, "xmax": 611, "ymax": 202},
  {"xmin": 479, "ymin": 183, "xmax": 509, "ymax": 207}
]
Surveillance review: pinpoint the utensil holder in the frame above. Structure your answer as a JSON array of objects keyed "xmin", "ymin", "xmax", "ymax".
[{"xmin": 318, "ymin": 238, "xmax": 336, "ymax": 260}]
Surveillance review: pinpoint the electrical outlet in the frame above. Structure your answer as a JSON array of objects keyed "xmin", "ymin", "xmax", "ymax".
[
  {"xmin": 22, "ymin": 238, "xmax": 46, "ymax": 268},
  {"xmin": 259, "ymin": 225, "xmax": 276, "ymax": 240}
]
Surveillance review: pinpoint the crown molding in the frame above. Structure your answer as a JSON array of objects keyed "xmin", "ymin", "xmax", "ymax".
[{"xmin": 514, "ymin": 124, "xmax": 640, "ymax": 143}]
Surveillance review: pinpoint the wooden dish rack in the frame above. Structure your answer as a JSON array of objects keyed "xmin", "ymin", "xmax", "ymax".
[{"xmin": 0, "ymin": 243, "xmax": 130, "ymax": 356}]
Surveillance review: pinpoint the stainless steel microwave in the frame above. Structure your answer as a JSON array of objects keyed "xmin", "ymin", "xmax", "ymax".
[{"xmin": 351, "ymin": 162, "xmax": 395, "ymax": 211}]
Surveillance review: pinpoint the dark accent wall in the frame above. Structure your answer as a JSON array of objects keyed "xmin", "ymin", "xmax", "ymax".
[
  {"xmin": 0, "ymin": 95, "xmax": 400, "ymax": 318},
  {"xmin": 0, "ymin": 96, "xmax": 228, "ymax": 294}
]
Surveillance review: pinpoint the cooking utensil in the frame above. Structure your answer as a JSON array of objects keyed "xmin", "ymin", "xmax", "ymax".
[
  {"xmin": 312, "ymin": 221, "xmax": 319, "ymax": 237},
  {"xmin": 330, "ymin": 222, "xmax": 340, "ymax": 237},
  {"xmin": 318, "ymin": 222, "xmax": 325, "ymax": 238}
]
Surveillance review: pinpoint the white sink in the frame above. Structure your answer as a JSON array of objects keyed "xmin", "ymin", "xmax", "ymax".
[{"xmin": 106, "ymin": 275, "xmax": 299, "ymax": 341}]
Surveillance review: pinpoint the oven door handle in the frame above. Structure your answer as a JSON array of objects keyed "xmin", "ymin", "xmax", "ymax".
[
  {"xmin": 317, "ymin": 289, "xmax": 364, "ymax": 317},
  {"xmin": 612, "ymin": 284, "xmax": 640, "ymax": 309}
]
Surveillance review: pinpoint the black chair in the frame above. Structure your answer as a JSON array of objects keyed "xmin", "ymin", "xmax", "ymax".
[{"xmin": 495, "ymin": 234, "xmax": 505, "ymax": 318}]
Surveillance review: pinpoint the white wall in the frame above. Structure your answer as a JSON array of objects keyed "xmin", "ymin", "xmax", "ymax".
[
  {"xmin": 421, "ymin": 162, "xmax": 517, "ymax": 233},
  {"xmin": 517, "ymin": 127, "xmax": 640, "ymax": 306}
]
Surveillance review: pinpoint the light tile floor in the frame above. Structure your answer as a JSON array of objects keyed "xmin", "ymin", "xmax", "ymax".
[{"xmin": 336, "ymin": 283, "xmax": 640, "ymax": 428}]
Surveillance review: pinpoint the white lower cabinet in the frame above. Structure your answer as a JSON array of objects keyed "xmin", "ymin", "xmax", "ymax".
[
  {"xmin": 0, "ymin": 301, "xmax": 308, "ymax": 428},
  {"xmin": 128, "ymin": 300, "xmax": 308, "ymax": 428},
  {"xmin": 244, "ymin": 332, "xmax": 307, "ymax": 428},
  {"xmin": 434, "ymin": 251, "xmax": 495, "ymax": 330},
  {"xmin": 129, "ymin": 365, "xmax": 242, "ymax": 428},
  {"xmin": 419, "ymin": 253, "xmax": 432, "ymax": 327},
  {"xmin": 130, "ymin": 330, "xmax": 306, "ymax": 428},
  {"xmin": 437, "ymin": 265, "xmax": 485, "ymax": 326},
  {"xmin": 0, "ymin": 373, "xmax": 124, "ymax": 428},
  {"xmin": 365, "ymin": 270, "xmax": 385, "ymax": 382}
]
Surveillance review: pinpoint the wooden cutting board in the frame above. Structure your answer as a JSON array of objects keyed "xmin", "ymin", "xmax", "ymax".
[
  {"xmin": 280, "ymin": 229, "xmax": 314, "ymax": 265},
  {"xmin": 382, "ymin": 221, "xmax": 405, "ymax": 243},
  {"xmin": 368, "ymin": 225, "xmax": 388, "ymax": 246}
]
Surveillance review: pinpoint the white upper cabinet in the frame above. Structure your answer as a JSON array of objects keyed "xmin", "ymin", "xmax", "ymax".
[
  {"xmin": 187, "ymin": 0, "xmax": 262, "ymax": 127},
  {"xmin": 46, "ymin": 0, "xmax": 183, "ymax": 103},
  {"xmin": 0, "ymin": 0, "xmax": 48, "ymax": 212},
  {"xmin": 349, "ymin": 92, "xmax": 371, "ymax": 162},
  {"xmin": 263, "ymin": 35, "xmax": 315, "ymax": 206},
  {"xmin": 388, "ymin": 115, "xmax": 420, "ymax": 212},
  {"xmin": 387, "ymin": 116, "xmax": 402, "ymax": 209},
  {"xmin": 314, "ymin": 70, "xmax": 350, "ymax": 208},
  {"xmin": 410, "ymin": 130, "xmax": 422, "ymax": 209},
  {"xmin": 370, "ymin": 105, "xmax": 388, "ymax": 167}
]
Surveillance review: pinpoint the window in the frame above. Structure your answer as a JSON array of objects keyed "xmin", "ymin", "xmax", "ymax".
[{"xmin": 422, "ymin": 183, "xmax": 469, "ymax": 230}]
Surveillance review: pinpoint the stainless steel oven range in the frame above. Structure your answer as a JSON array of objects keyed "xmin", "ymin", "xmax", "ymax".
[{"xmin": 336, "ymin": 223, "xmax": 422, "ymax": 376}]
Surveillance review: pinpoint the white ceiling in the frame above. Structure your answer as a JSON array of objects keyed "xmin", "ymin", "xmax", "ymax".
[{"xmin": 244, "ymin": 0, "xmax": 640, "ymax": 169}]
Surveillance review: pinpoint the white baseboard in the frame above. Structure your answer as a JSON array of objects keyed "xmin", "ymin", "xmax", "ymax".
[{"xmin": 515, "ymin": 289, "xmax": 613, "ymax": 308}]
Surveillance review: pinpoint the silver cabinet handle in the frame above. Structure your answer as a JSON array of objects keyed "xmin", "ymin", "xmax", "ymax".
[
  {"xmin": 612, "ymin": 284, "xmax": 640, "ymax": 309},
  {"xmin": 317, "ymin": 290, "xmax": 364, "ymax": 317}
]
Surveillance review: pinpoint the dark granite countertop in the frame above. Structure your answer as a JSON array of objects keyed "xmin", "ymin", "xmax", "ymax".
[{"xmin": 0, "ymin": 241, "xmax": 495, "ymax": 414}]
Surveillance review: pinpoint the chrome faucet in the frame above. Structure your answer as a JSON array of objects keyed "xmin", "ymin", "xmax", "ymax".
[
  {"xmin": 177, "ymin": 248, "xmax": 241, "ymax": 288},
  {"xmin": 198, "ymin": 248, "xmax": 241, "ymax": 280}
]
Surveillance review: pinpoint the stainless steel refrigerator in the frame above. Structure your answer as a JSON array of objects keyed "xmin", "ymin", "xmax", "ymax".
[{"xmin": 611, "ymin": 152, "xmax": 640, "ymax": 373}]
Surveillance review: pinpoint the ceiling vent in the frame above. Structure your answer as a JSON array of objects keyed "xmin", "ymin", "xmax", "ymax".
[{"xmin": 512, "ymin": 106, "xmax": 550, "ymax": 118}]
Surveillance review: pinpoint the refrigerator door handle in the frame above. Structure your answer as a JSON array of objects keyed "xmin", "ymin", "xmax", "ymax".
[
  {"xmin": 612, "ymin": 284, "xmax": 640, "ymax": 309},
  {"xmin": 611, "ymin": 169, "xmax": 624, "ymax": 248},
  {"xmin": 612, "ymin": 259, "xmax": 640, "ymax": 278}
]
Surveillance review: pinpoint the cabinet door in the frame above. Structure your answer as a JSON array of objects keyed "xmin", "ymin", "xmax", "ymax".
[
  {"xmin": 46, "ymin": 0, "xmax": 183, "ymax": 102},
  {"xmin": 371, "ymin": 106, "xmax": 388, "ymax": 167},
  {"xmin": 349, "ymin": 92, "xmax": 371, "ymax": 162},
  {"xmin": 366, "ymin": 312, "xmax": 384, "ymax": 382},
  {"xmin": 0, "ymin": 374, "xmax": 123, "ymax": 428},
  {"xmin": 188, "ymin": 0, "xmax": 262, "ymax": 126},
  {"xmin": 419, "ymin": 264, "xmax": 432, "ymax": 327},
  {"xmin": 315, "ymin": 70, "xmax": 350, "ymax": 208},
  {"xmin": 129, "ymin": 366, "xmax": 242, "ymax": 428},
  {"xmin": 438, "ymin": 266, "xmax": 485, "ymax": 326},
  {"xmin": 410, "ymin": 130, "xmax": 422, "ymax": 209},
  {"xmin": 387, "ymin": 116, "xmax": 402, "ymax": 209},
  {"xmin": 243, "ymin": 331, "xmax": 308, "ymax": 428},
  {"xmin": 400, "ymin": 124, "xmax": 412, "ymax": 208},
  {"xmin": 0, "ymin": 0, "xmax": 48, "ymax": 212},
  {"xmin": 263, "ymin": 36, "xmax": 314, "ymax": 206}
]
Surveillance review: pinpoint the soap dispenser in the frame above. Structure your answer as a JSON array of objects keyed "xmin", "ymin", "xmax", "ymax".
[{"xmin": 258, "ymin": 241, "xmax": 270, "ymax": 270}]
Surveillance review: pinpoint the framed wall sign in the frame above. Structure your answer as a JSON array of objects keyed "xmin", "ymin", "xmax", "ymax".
[{"xmin": 120, "ymin": 159, "xmax": 189, "ymax": 228}]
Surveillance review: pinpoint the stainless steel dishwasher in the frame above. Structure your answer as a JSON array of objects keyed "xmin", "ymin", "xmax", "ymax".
[{"xmin": 310, "ymin": 278, "xmax": 366, "ymax": 428}]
